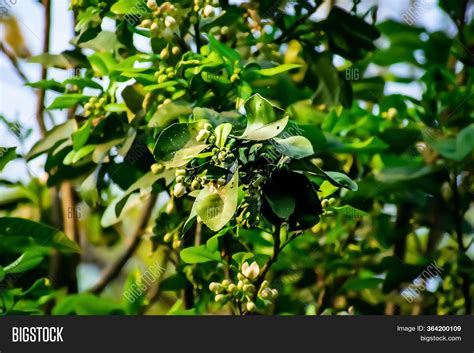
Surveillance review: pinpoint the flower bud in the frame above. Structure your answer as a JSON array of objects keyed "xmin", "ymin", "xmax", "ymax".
[
  {"xmin": 172, "ymin": 239, "xmax": 181, "ymax": 249},
  {"xmin": 172, "ymin": 46, "xmax": 180, "ymax": 55},
  {"xmin": 160, "ymin": 47, "xmax": 170, "ymax": 60},
  {"xmin": 217, "ymin": 178, "xmax": 226, "ymax": 186},
  {"xmin": 271, "ymin": 289, "xmax": 279, "ymax": 298},
  {"xmin": 237, "ymin": 280, "xmax": 244, "ymax": 290},
  {"xmin": 328, "ymin": 198, "xmax": 336, "ymax": 206},
  {"xmin": 147, "ymin": 0, "xmax": 157, "ymax": 10},
  {"xmin": 221, "ymin": 279, "xmax": 230, "ymax": 288},
  {"xmin": 227, "ymin": 284, "xmax": 236, "ymax": 293},
  {"xmin": 209, "ymin": 282, "xmax": 220, "ymax": 292},
  {"xmin": 261, "ymin": 280, "xmax": 269, "ymax": 289},
  {"xmin": 163, "ymin": 232, "xmax": 173, "ymax": 243},
  {"xmin": 151, "ymin": 163, "xmax": 164, "ymax": 174},
  {"xmin": 141, "ymin": 19, "xmax": 152, "ymax": 28},
  {"xmin": 191, "ymin": 179, "xmax": 200, "ymax": 190},
  {"xmin": 176, "ymin": 169, "xmax": 186, "ymax": 176},
  {"xmin": 243, "ymin": 284, "xmax": 255, "ymax": 293},
  {"xmin": 260, "ymin": 287, "xmax": 272, "ymax": 299},
  {"xmin": 246, "ymin": 301, "xmax": 256, "ymax": 312},
  {"xmin": 220, "ymin": 26, "xmax": 229, "ymax": 35},
  {"xmin": 150, "ymin": 22, "xmax": 159, "ymax": 32},
  {"xmin": 173, "ymin": 183, "xmax": 185, "ymax": 198},
  {"xmin": 237, "ymin": 273, "xmax": 245, "ymax": 281},
  {"xmin": 215, "ymin": 294, "xmax": 225, "ymax": 302},
  {"xmin": 321, "ymin": 199, "xmax": 329, "ymax": 208},
  {"xmin": 164, "ymin": 15, "xmax": 176, "ymax": 28},
  {"xmin": 208, "ymin": 135, "xmax": 216, "ymax": 144}
]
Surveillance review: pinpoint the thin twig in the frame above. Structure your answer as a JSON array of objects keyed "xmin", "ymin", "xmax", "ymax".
[
  {"xmin": 90, "ymin": 194, "xmax": 158, "ymax": 294},
  {"xmin": 0, "ymin": 43, "xmax": 28, "ymax": 82}
]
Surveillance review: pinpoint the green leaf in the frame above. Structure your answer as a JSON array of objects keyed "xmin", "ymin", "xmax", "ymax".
[
  {"xmin": 195, "ymin": 170, "xmax": 239, "ymax": 231},
  {"xmin": 53, "ymin": 294, "xmax": 124, "ymax": 315},
  {"xmin": 72, "ymin": 119, "xmax": 92, "ymax": 151},
  {"xmin": 255, "ymin": 64, "xmax": 302, "ymax": 76},
  {"xmin": 343, "ymin": 277, "xmax": 383, "ymax": 291},
  {"xmin": 180, "ymin": 245, "xmax": 221, "ymax": 264},
  {"xmin": 28, "ymin": 53, "xmax": 71, "ymax": 69},
  {"xmin": 148, "ymin": 101, "xmax": 193, "ymax": 128},
  {"xmin": 79, "ymin": 31, "xmax": 125, "ymax": 53},
  {"xmin": 207, "ymin": 34, "xmax": 240, "ymax": 63},
  {"xmin": 153, "ymin": 121, "xmax": 208, "ymax": 168},
  {"xmin": 111, "ymin": 0, "xmax": 150, "ymax": 15},
  {"xmin": 273, "ymin": 136, "xmax": 314, "ymax": 159},
  {"xmin": 215, "ymin": 123, "xmax": 232, "ymax": 148},
  {"xmin": 0, "ymin": 217, "xmax": 80, "ymax": 253},
  {"xmin": 325, "ymin": 171, "xmax": 358, "ymax": 192},
  {"xmin": 27, "ymin": 119, "xmax": 77, "ymax": 159},
  {"xmin": 47, "ymin": 94, "xmax": 90, "ymax": 110},
  {"xmin": 312, "ymin": 53, "xmax": 341, "ymax": 107},
  {"xmin": 239, "ymin": 94, "xmax": 289, "ymax": 140},
  {"xmin": 333, "ymin": 205, "xmax": 368, "ymax": 218},
  {"xmin": 432, "ymin": 124, "xmax": 474, "ymax": 161},
  {"xmin": 3, "ymin": 250, "xmax": 44, "ymax": 274},
  {"xmin": 0, "ymin": 147, "xmax": 17, "ymax": 171}
]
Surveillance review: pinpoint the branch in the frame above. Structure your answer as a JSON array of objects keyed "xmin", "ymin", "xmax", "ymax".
[
  {"xmin": 451, "ymin": 172, "xmax": 471, "ymax": 314},
  {"xmin": 0, "ymin": 43, "xmax": 28, "ymax": 83},
  {"xmin": 35, "ymin": 0, "xmax": 52, "ymax": 137},
  {"xmin": 90, "ymin": 194, "xmax": 157, "ymax": 294},
  {"xmin": 274, "ymin": 5, "xmax": 317, "ymax": 45},
  {"xmin": 252, "ymin": 223, "xmax": 282, "ymax": 301}
]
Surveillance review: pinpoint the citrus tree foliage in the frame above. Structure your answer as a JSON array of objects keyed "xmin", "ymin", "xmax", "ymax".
[{"xmin": 0, "ymin": 0, "xmax": 473, "ymax": 315}]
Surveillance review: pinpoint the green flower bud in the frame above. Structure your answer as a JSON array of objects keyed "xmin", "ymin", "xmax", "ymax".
[
  {"xmin": 261, "ymin": 280, "xmax": 269, "ymax": 289},
  {"xmin": 260, "ymin": 287, "xmax": 272, "ymax": 299},
  {"xmin": 218, "ymin": 152, "xmax": 226, "ymax": 161},
  {"xmin": 208, "ymin": 135, "xmax": 216, "ymax": 144},
  {"xmin": 191, "ymin": 179, "xmax": 200, "ymax": 190},
  {"xmin": 190, "ymin": 15, "xmax": 198, "ymax": 25},
  {"xmin": 243, "ymin": 284, "xmax": 255, "ymax": 293},
  {"xmin": 150, "ymin": 22, "xmax": 159, "ymax": 32},
  {"xmin": 163, "ymin": 98, "xmax": 172, "ymax": 104},
  {"xmin": 230, "ymin": 73, "xmax": 239, "ymax": 82},
  {"xmin": 163, "ymin": 232, "xmax": 173, "ymax": 243},
  {"xmin": 321, "ymin": 199, "xmax": 329, "ymax": 209},
  {"xmin": 176, "ymin": 169, "xmax": 186, "ymax": 176},
  {"xmin": 227, "ymin": 284, "xmax": 236, "ymax": 293},
  {"xmin": 176, "ymin": 175, "xmax": 184, "ymax": 183},
  {"xmin": 147, "ymin": 0, "xmax": 157, "ymax": 10},
  {"xmin": 237, "ymin": 280, "xmax": 244, "ymax": 290},
  {"xmin": 204, "ymin": 123, "xmax": 212, "ymax": 131},
  {"xmin": 328, "ymin": 198, "xmax": 336, "ymax": 206},
  {"xmin": 172, "ymin": 239, "xmax": 181, "ymax": 249},
  {"xmin": 220, "ymin": 26, "xmax": 229, "ymax": 35},
  {"xmin": 221, "ymin": 279, "xmax": 230, "ymax": 288},
  {"xmin": 151, "ymin": 163, "xmax": 164, "ymax": 174},
  {"xmin": 271, "ymin": 289, "xmax": 279, "ymax": 298},
  {"xmin": 237, "ymin": 273, "xmax": 245, "ymax": 281},
  {"xmin": 217, "ymin": 178, "xmax": 226, "ymax": 186}
]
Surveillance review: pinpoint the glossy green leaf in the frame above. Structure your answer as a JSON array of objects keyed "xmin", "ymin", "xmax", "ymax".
[
  {"xmin": 180, "ymin": 245, "xmax": 221, "ymax": 264},
  {"xmin": 239, "ymin": 94, "xmax": 289, "ymax": 140}
]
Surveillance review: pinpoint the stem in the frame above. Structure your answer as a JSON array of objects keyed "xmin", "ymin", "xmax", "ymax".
[
  {"xmin": 451, "ymin": 172, "xmax": 471, "ymax": 314},
  {"xmin": 35, "ymin": 0, "xmax": 51, "ymax": 136},
  {"xmin": 0, "ymin": 43, "xmax": 28, "ymax": 82},
  {"xmin": 194, "ymin": 18, "xmax": 201, "ymax": 52},
  {"xmin": 252, "ymin": 223, "xmax": 282, "ymax": 302},
  {"xmin": 90, "ymin": 194, "xmax": 157, "ymax": 294}
]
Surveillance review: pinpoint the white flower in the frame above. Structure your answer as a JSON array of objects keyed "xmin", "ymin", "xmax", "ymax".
[
  {"xmin": 203, "ymin": 4, "xmax": 215, "ymax": 17},
  {"xmin": 241, "ymin": 261, "xmax": 260, "ymax": 281}
]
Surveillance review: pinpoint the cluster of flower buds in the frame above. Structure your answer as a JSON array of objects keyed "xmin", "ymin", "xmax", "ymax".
[
  {"xmin": 321, "ymin": 197, "xmax": 336, "ymax": 215},
  {"xmin": 193, "ymin": 0, "xmax": 218, "ymax": 17},
  {"xmin": 140, "ymin": 1, "xmax": 183, "ymax": 44},
  {"xmin": 162, "ymin": 231, "xmax": 182, "ymax": 249},
  {"xmin": 172, "ymin": 168, "xmax": 208, "ymax": 198},
  {"xmin": 209, "ymin": 262, "xmax": 278, "ymax": 313},
  {"xmin": 83, "ymin": 96, "xmax": 107, "ymax": 117}
]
